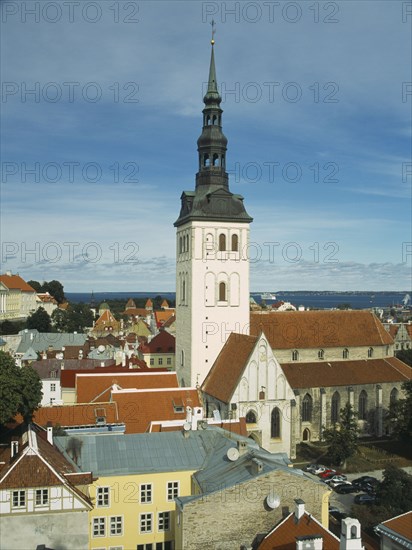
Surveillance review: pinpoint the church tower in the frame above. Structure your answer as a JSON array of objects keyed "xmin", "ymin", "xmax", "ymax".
[{"xmin": 174, "ymin": 37, "xmax": 253, "ymax": 387}]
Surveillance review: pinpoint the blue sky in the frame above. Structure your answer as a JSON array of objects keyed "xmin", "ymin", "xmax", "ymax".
[{"xmin": 1, "ymin": 0, "xmax": 411, "ymax": 292}]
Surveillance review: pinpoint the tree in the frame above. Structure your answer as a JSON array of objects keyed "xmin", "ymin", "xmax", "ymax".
[
  {"xmin": 27, "ymin": 280, "xmax": 42, "ymax": 292},
  {"xmin": 26, "ymin": 307, "xmax": 52, "ymax": 332},
  {"xmin": 43, "ymin": 280, "xmax": 65, "ymax": 304},
  {"xmin": 51, "ymin": 303, "xmax": 93, "ymax": 332},
  {"xmin": 0, "ymin": 319, "xmax": 25, "ymax": 335},
  {"xmin": 388, "ymin": 380, "xmax": 412, "ymax": 440},
  {"xmin": 0, "ymin": 351, "xmax": 43, "ymax": 425},
  {"xmin": 322, "ymin": 402, "xmax": 359, "ymax": 466},
  {"xmin": 376, "ymin": 465, "xmax": 412, "ymax": 516}
]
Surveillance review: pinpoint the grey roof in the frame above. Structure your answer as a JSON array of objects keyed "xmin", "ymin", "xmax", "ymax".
[
  {"xmin": 53, "ymin": 427, "xmax": 298, "ymax": 491},
  {"xmin": 16, "ymin": 330, "xmax": 87, "ymax": 354},
  {"xmin": 31, "ymin": 358, "xmax": 115, "ymax": 379}
]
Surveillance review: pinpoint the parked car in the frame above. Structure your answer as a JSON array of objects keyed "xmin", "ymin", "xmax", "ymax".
[
  {"xmin": 329, "ymin": 479, "xmax": 352, "ymax": 489},
  {"xmin": 319, "ymin": 469, "xmax": 336, "ymax": 478},
  {"xmin": 334, "ymin": 483, "xmax": 358, "ymax": 494},
  {"xmin": 304, "ymin": 464, "xmax": 327, "ymax": 475},
  {"xmin": 354, "ymin": 493, "xmax": 376, "ymax": 505},
  {"xmin": 352, "ymin": 476, "xmax": 379, "ymax": 488},
  {"xmin": 325, "ymin": 474, "xmax": 348, "ymax": 485}
]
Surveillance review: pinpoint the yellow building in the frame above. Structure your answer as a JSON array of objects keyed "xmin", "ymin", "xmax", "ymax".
[{"xmin": 0, "ymin": 272, "xmax": 37, "ymax": 320}]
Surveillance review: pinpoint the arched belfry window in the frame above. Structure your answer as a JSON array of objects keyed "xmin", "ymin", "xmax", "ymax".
[
  {"xmin": 182, "ymin": 280, "xmax": 186, "ymax": 303},
  {"xmin": 206, "ymin": 115, "xmax": 211, "ymax": 125},
  {"xmin": 359, "ymin": 390, "xmax": 367, "ymax": 420},
  {"xmin": 179, "ymin": 236, "xmax": 182, "ymax": 254},
  {"xmin": 221, "ymin": 154, "xmax": 225, "ymax": 168},
  {"xmin": 271, "ymin": 408, "xmax": 281, "ymax": 438},
  {"xmin": 246, "ymin": 410, "xmax": 257, "ymax": 424},
  {"xmin": 185, "ymin": 235, "xmax": 189, "ymax": 254},
  {"xmin": 231, "ymin": 234, "xmax": 239, "ymax": 252},
  {"xmin": 301, "ymin": 394, "xmax": 313, "ymax": 422},
  {"xmin": 213, "ymin": 153, "xmax": 219, "ymax": 167},
  {"xmin": 331, "ymin": 391, "xmax": 340, "ymax": 424},
  {"xmin": 219, "ymin": 282, "xmax": 226, "ymax": 302},
  {"xmin": 212, "ymin": 115, "xmax": 217, "ymax": 125},
  {"xmin": 219, "ymin": 233, "xmax": 226, "ymax": 251},
  {"xmin": 204, "ymin": 154, "xmax": 210, "ymax": 167}
]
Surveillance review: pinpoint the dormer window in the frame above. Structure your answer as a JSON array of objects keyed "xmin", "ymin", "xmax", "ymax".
[
  {"xmin": 292, "ymin": 350, "xmax": 299, "ymax": 361},
  {"xmin": 367, "ymin": 347, "xmax": 373, "ymax": 358},
  {"xmin": 318, "ymin": 349, "xmax": 324, "ymax": 360},
  {"xmin": 343, "ymin": 348, "xmax": 349, "ymax": 359}
]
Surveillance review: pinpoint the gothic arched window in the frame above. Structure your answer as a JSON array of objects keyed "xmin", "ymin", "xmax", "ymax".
[
  {"xmin": 231, "ymin": 234, "xmax": 239, "ymax": 252},
  {"xmin": 219, "ymin": 282, "xmax": 226, "ymax": 302},
  {"xmin": 318, "ymin": 349, "xmax": 324, "ymax": 360},
  {"xmin": 368, "ymin": 347, "xmax": 373, "ymax": 358},
  {"xmin": 359, "ymin": 390, "xmax": 367, "ymax": 420},
  {"xmin": 271, "ymin": 408, "xmax": 281, "ymax": 438},
  {"xmin": 301, "ymin": 394, "xmax": 313, "ymax": 422},
  {"xmin": 390, "ymin": 387, "xmax": 399, "ymax": 405},
  {"xmin": 292, "ymin": 350, "xmax": 299, "ymax": 361},
  {"xmin": 245, "ymin": 410, "xmax": 257, "ymax": 424},
  {"xmin": 343, "ymin": 348, "xmax": 349, "ymax": 359},
  {"xmin": 331, "ymin": 391, "xmax": 340, "ymax": 424}
]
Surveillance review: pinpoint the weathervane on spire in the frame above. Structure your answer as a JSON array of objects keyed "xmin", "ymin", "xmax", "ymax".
[{"xmin": 210, "ymin": 19, "xmax": 216, "ymax": 45}]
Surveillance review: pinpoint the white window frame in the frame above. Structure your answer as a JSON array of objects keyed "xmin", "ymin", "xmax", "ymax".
[
  {"xmin": 158, "ymin": 511, "xmax": 170, "ymax": 532},
  {"xmin": 93, "ymin": 517, "xmax": 106, "ymax": 537},
  {"xmin": 110, "ymin": 515, "xmax": 123, "ymax": 536},
  {"xmin": 139, "ymin": 512, "xmax": 153, "ymax": 533},
  {"xmin": 96, "ymin": 486, "xmax": 110, "ymax": 507},
  {"xmin": 167, "ymin": 481, "xmax": 179, "ymax": 501},
  {"xmin": 35, "ymin": 488, "xmax": 49, "ymax": 507},
  {"xmin": 12, "ymin": 490, "xmax": 26, "ymax": 509},
  {"xmin": 140, "ymin": 483, "xmax": 152, "ymax": 504}
]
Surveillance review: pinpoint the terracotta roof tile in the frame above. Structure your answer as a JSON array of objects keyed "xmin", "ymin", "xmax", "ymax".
[
  {"xmin": 281, "ymin": 357, "xmax": 411, "ymax": 388},
  {"xmin": 33, "ymin": 403, "xmax": 120, "ymax": 427},
  {"xmin": 0, "ymin": 273, "xmax": 36, "ymax": 293},
  {"xmin": 381, "ymin": 510, "xmax": 412, "ymax": 541},
  {"xmin": 154, "ymin": 310, "xmax": 176, "ymax": 328},
  {"xmin": 138, "ymin": 330, "xmax": 175, "ymax": 354},
  {"xmin": 60, "ymin": 366, "xmax": 127, "ymax": 388},
  {"xmin": 122, "ymin": 307, "xmax": 150, "ymax": 317},
  {"xmin": 258, "ymin": 511, "xmax": 340, "ymax": 550},
  {"xmin": 202, "ymin": 333, "xmax": 258, "ymax": 403},
  {"xmin": 76, "ymin": 371, "xmax": 179, "ymax": 403},
  {"xmin": 250, "ymin": 310, "xmax": 393, "ymax": 348},
  {"xmin": 111, "ymin": 388, "xmax": 201, "ymax": 433}
]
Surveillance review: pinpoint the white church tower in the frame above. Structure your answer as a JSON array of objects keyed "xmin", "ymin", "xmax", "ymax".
[{"xmin": 174, "ymin": 36, "xmax": 253, "ymax": 387}]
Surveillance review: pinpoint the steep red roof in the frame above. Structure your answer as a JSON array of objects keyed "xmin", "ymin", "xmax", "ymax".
[
  {"xmin": 202, "ymin": 333, "xmax": 258, "ymax": 403},
  {"xmin": 154, "ymin": 310, "xmax": 176, "ymax": 328},
  {"xmin": 60, "ymin": 366, "xmax": 128, "ymax": 388},
  {"xmin": 139, "ymin": 330, "xmax": 175, "ymax": 354},
  {"xmin": 281, "ymin": 357, "xmax": 411, "ymax": 388},
  {"xmin": 380, "ymin": 510, "xmax": 412, "ymax": 542},
  {"xmin": 258, "ymin": 510, "xmax": 339, "ymax": 550},
  {"xmin": 250, "ymin": 310, "xmax": 393, "ymax": 348},
  {"xmin": 0, "ymin": 273, "xmax": 36, "ymax": 292}
]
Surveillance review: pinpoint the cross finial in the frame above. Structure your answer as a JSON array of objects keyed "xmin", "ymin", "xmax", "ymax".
[{"xmin": 210, "ymin": 19, "xmax": 216, "ymax": 45}]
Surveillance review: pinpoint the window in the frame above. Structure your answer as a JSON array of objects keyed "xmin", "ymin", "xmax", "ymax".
[
  {"xmin": 343, "ymin": 348, "xmax": 349, "ymax": 359},
  {"xmin": 35, "ymin": 489, "xmax": 48, "ymax": 506},
  {"xmin": 140, "ymin": 484, "xmax": 152, "ymax": 504},
  {"xmin": 219, "ymin": 282, "xmax": 226, "ymax": 301},
  {"xmin": 50, "ymin": 370, "xmax": 57, "ymax": 378},
  {"xmin": 301, "ymin": 394, "xmax": 313, "ymax": 422},
  {"xmin": 158, "ymin": 358, "xmax": 163, "ymax": 365},
  {"xmin": 167, "ymin": 481, "xmax": 179, "ymax": 501},
  {"xmin": 93, "ymin": 517, "xmax": 106, "ymax": 537},
  {"xmin": 231, "ymin": 234, "xmax": 238, "ymax": 251},
  {"xmin": 12, "ymin": 490, "xmax": 25, "ymax": 508},
  {"xmin": 318, "ymin": 349, "xmax": 324, "ymax": 360},
  {"xmin": 150, "ymin": 358, "xmax": 154, "ymax": 366},
  {"xmin": 245, "ymin": 410, "xmax": 257, "ymax": 424},
  {"xmin": 156, "ymin": 544, "xmax": 172, "ymax": 550},
  {"xmin": 271, "ymin": 408, "xmax": 281, "ymax": 438},
  {"xmin": 390, "ymin": 387, "xmax": 399, "ymax": 405},
  {"xmin": 368, "ymin": 347, "xmax": 373, "ymax": 358},
  {"xmin": 331, "ymin": 392, "xmax": 340, "ymax": 424},
  {"xmin": 359, "ymin": 390, "xmax": 368, "ymax": 420},
  {"xmin": 166, "ymin": 357, "xmax": 172, "ymax": 365},
  {"xmin": 140, "ymin": 513, "xmax": 153, "ymax": 533},
  {"xmin": 50, "ymin": 383, "xmax": 56, "ymax": 392},
  {"xmin": 137, "ymin": 545, "xmax": 154, "ymax": 550},
  {"xmin": 96, "ymin": 486, "xmax": 110, "ymax": 507},
  {"xmin": 292, "ymin": 350, "xmax": 299, "ymax": 361},
  {"xmin": 110, "ymin": 516, "xmax": 123, "ymax": 536},
  {"xmin": 158, "ymin": 511, "xmax": 170, "ymax": 532},
  {"xmin": 218, "ymin": 233, "xmax": 226, "ymax": 251}
]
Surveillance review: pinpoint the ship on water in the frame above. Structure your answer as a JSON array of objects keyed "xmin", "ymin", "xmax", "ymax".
[{"xmin": 260, "ymin": 292, "xmax": 277, "ymax": 302}]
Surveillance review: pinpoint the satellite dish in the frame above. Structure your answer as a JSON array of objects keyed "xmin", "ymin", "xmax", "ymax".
[
  {"xmin": 97, "ymin": 345, "xmax": 105, "ymax": 353},
  {"xmin": 226, "ymin": 447, "xmax": 239, "ymax": 462},
  {"xmin": 266, "ymin": 493, "xmax": 281, "ymax": 509},
  {"xmin": 183, "ymin": 422, "xmax": 191, "ymax": 432}
]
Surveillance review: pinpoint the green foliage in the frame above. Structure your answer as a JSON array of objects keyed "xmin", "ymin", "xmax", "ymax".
[
  {"xmin": 0, "ymin": 319, "xmax": 26, "ymax": 335},
  {"xmin": 337, "ymin": 303, "xmax": 352, "ymax": 310},
  {"xmin": 322, "ymin": 402, "xmax": 359, "ymax": 465},
  {"xmin": 51, "ymin": 303, "xmax": 93, "ymax": 332},
  {"xmin": 350, "ymin": 503, "xmax": 390, "ymax": 532},
  {"xmin": 376, "ymin": 465, "xmax": 412, "ymax": 516},
  {"xmin": 0, "ymin": 351, "xmax": 43, "ymax": 424},
  {"xmin": 388, "ymin": 380, "xmax": 412, "ymax": 440},
  {"xmin": 26, "ymin": 307, "xmax": 52, "ymax": 332},
  {"xmin": 27, "ymin": 279, "xmax": 65, "ymax": 303}
]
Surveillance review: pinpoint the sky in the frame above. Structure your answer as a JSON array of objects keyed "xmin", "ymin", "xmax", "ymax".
[{"xmin": 1, "ymin": 0, "xmax": 411, "ymax": 292}]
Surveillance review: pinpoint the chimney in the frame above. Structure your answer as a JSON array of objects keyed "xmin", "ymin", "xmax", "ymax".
[
  {"xmin": 296, "ymin": 535, "xmax": 323, "ymax": 550},
  {"xmin": 191, "ymin": 407, "xmax": 203, "ymax": 431},
  {"xmin": 186, "ymin": 406, "xmax": 192, "ymax": 423},
  {"xmin": 294, "ymin": 499, "xmax": 305, "ymax": 522},
  {"xmin": 237, "ymin": 440, "xmax": 248, "ymax": 456},
  {"xmin": 46, "ymin": 422, "xmax": 53, "ymax": 445},
  {"xmin": 339, "ymin": 518, "xmax": 364, "ymax": 550},
  {"xmin": 251, "ymin": 458, "xmax": 263, "ymax": 475},
  {"xmin": 11, "ymin": 438, "xmax": 19, "ymax": 458}
]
